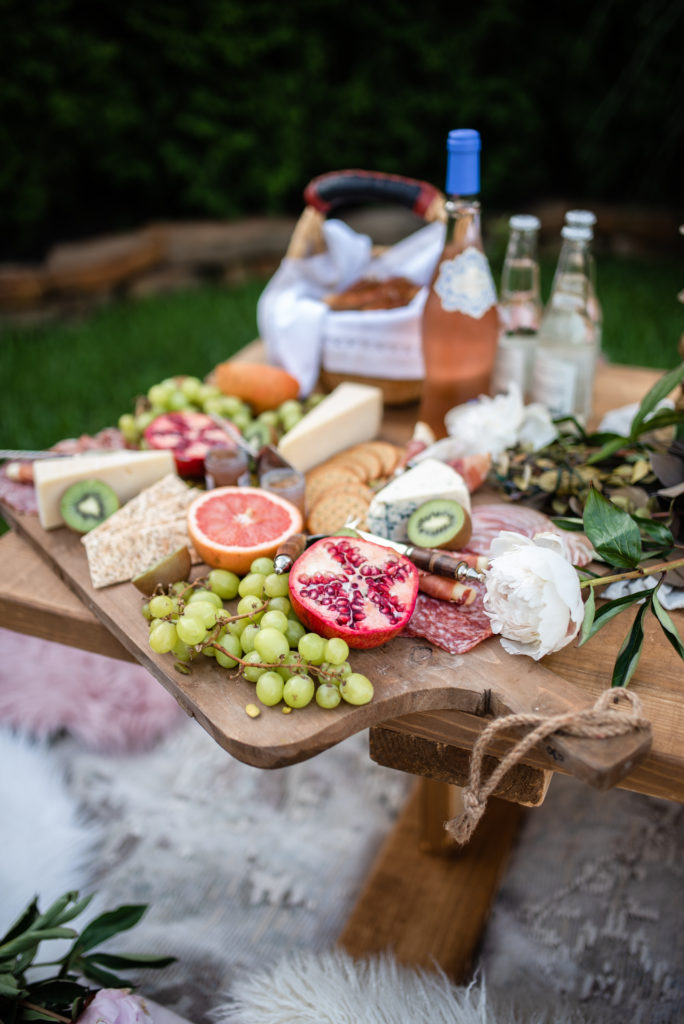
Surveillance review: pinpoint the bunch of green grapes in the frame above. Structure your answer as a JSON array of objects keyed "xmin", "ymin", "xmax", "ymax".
[
  {"xmin": 143, "ymin": 556, "xmax": 373, "ymax": 712},
  {"xmin": 119, "ymin": 375, "xmax": 323, "ymax": 451}
]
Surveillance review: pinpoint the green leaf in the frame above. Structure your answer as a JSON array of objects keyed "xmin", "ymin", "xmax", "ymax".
[
  {"xmin": 579, "ymin": 587, "xmax": 596, "ymax": 645},
  {"xmin": 578, "ymin": 589, "xmax": 648, "ymax": 644},
  {"xmin": 77, "ymin": 959, "xmax": 134, "ymax": 989},
  {"xmin": 585, "ymin": 434, "xmax": 630, "ymax": 465},
  {"xmin": 53, "ymin": 894, "xmax": 95, "ymax": 928},
  {"xmin": 629, "ymin": 363, "xmax": 684, "ymax": 436},
  {"xmin": 87, "ymin": 951, "xmax": 176, "ymax": 970},
  {"xmin": 68, "ymin": 905, "xmax": 147, "ymax": 957},
  {"xmin": 550, "ymin": 515, "xmax": 585, "ymax": 533},
  {"xmin": 27, "ymin": 979, "xmax": 87, "ymax": 1002},
  {"xmin": 33, "ymin": 893, "xmax": 79, "ymax": 932},
  {"xmin": 652, "ymin": 586, "xmax": 684, "ymax": 660},
  {"xmin": 611, "ymin": 600, "xmax": 649, "ymax": 687},
  {"xmin": 0, "ymin": 899, "xmax": 39, "ymax": 946},
  {"xmin": 636, "ymin": 518, "xmax": 674, "ymax": 549},
  {"xmin": 0, "ymin": 928, "xmax": 77, "ymax": 957},
  {"xmin": 0, "ymin": 972, "xmax": 22, "ymax": 995},
  {"xmin": 631, "ymin": 408, "xmax": 684, "ymax": 435},
  {"xmin": 21, "ymin": 1011, "xmax": 61, "ymax": 1022},
  {"xmin": 583, "ymin": 488, "xmax": 642, "ymax": 568}
]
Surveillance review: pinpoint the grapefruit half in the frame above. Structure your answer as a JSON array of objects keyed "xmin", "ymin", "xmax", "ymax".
[{"xmin": 187, "ymin": 487, "xmax": 303, "ymax": 574}]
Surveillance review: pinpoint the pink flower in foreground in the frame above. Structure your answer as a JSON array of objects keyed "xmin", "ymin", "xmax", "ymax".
[{"xmin": 77, "ymin": 989, "xmax": 150, "ymax": 1024}]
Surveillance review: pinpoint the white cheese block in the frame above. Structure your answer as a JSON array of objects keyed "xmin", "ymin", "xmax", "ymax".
[
  {"xmin": 277, "ymin": 382, "xmax": 383, "ymax": 473},
  {"xmin": 34, "ymin": 450, "xmax": 176, "ymax": 530},
  {"xmin": 366, "ymin": 458, "xmax": 471, "ymax": 543}
]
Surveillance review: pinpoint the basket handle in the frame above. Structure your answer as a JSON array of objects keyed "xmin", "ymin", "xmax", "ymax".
[
  {"xmin": 286, "ymin": 170, "xmax": 445, "ymax": 259},
  {"xmin": 304, "ymin": 169, "xmax": 443, "ymax": 221}
]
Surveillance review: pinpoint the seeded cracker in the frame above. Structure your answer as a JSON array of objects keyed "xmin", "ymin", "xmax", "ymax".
[{"xmin": 82, "ymin": 474, "xmax": 200, "ymax": 588}]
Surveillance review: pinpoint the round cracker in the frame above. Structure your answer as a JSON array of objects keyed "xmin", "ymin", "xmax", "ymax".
[
  {"xmin": 361, "ymin": 440, "xmax": 404, "ymax": 476},
  {"xmin": 307, "ymin": 485, "xmax": 373, "ymax": 535},
  {"xmin": 340, "ymin": 445, "xmax": 384, "ymax": 481},
  {"xmin": 305, "ymin": 466, "xmax": 362, "ymax": 508}
]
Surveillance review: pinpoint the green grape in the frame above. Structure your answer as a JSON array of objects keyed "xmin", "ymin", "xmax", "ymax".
[
  {"xmin": 323, "ymin": 637, "xmax": 349, "ymax": 665},
  {"xmin": 148, "ymin": 617, "xmax": 164, "ymax": 632},
  {"xmin": 277, "ymin": 651, "xmax": 307, "ymax": 680},
  {"xmin": 316, "ymin": 683, "xmax": 342, "ymax": 709},
  {"xmin": 168, "ymin": 389, "xmax": 189, "ymax": 411},
  {"xmin": 171, "ymin": 637, "xmax": 194, "ymax": 663},
  {"xmin": 198, "ymin": 382, "xmax": 223, "ymax": 404},
  {"xmin": 263, "ymin": 572, "xmax": 290, "ymax": 598},
  {"xmin": 340, "ymin": 672, "xmax": 374, "ymax": 706},
  {"xmin": 203, "ymin": 396, "xmax": 228, "ymax": 416},
  {"xmin": 267, "ymin": 595, "xmax": 291, "ymax": 615},
  {"xmin": 147, "ymin": 382, "xmax": 175, "ymax": 407},
  {"xmin": 215, "ymin": 394, "xmax": 245, "ymax": 417},
  {"xmin": 180, "ymin": 376, "xmax": 203, "ymax": 402},
  {"xmin": 256, "ymin": 671, "xmax": 285, "ymax": 707},
  {"xmin": 298, "ymin": 632, "xmax": 327, "ymax": 665},
  {"xmin": 251, "ymin": 556, "xmax": 275, "ymax": 575},
  {"xmin": 202, "ymin": 643, "xmax": 216, "ymax": 657},
  {"xmin": 319, "ymin": 660, "xmax": 352, "ymax": 683},
  {"xmin": 237, "ymin": 595, "xmax": 265, "ymax": 622},
  {"xmin": 215, "ymin": 633, "xmax": 241, "ymax": 668},
  {"xmin": 278, "ymin": 399, "xmax": 303, "ymax": 420},
  {"xmin": 257, "ymin": 410, "xmax": 279, "ymax": 428},
  {"xmin": 238, "ymin": 573, "xmax": 266, "ymax": 599},
  {"xmin": 242, "ymin": 650, "xmax": 266, "ymax": 682},
  {"xmin": 208, "ymin": 569, "xmax": 240, "ymax": 600},
  {"xmin": 176, "ymin": 615, "xmax": 208, "ymax": 646},
  {"xmin": 259, "ymin": 609, "xmax": 289, "ymax": 633},
  {"xmin": 149, "ymin": 621, "xmax": 178, "ymax": 654},
  {"xmin": 283, "ymin": 674, "xmax": 315, "ymax": 708},
  {"xmin": 148, "ymin": 594, "xmax": 176, "ymax": 618},
  {"xmin": 226, "ymin": 616, "xmax": 248, "ymax": 638},
  {"xmin": 141, "ymin": 602, "xmax": 152, "ymax": 621},
  {"xmin": 254, "ymin": 627, "xmax": 289, "ymax": 662},
  {"xmin": 284, "ymin": 618, "xmax": 306, "ymax": 648},
  {"xmin": 170, "ymin": 581, "xmax": 188, "ymax": 596},
  {"xmin": 187, "ymin": 589, "xmax": 223, "ymax": 609},
  {"xmin": 135, "ymin": 410, "xmax": 159, "ymax": 432},
  {"xmin": 118, "ymin": 413, "xmax": 140, "ymax": 444},
  {"xmin": 240, "ymin": 623, "xmax": 261, "ymax": 653},
  {"xmin": 231, "ymin": 409, "xmax": 252, "ymax": 431},
  {"xmin": 183, "ymin": 602, "xmax": 218, "ymax": 628}
]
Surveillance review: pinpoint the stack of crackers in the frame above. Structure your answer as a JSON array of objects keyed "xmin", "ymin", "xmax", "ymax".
[
  {"xmin": 305, "ymin": 441, "xmax": 404, "ymax": 535},
  {"xmin": 81, "ymin": 474, "xmax": 200, "ymax": 589}
]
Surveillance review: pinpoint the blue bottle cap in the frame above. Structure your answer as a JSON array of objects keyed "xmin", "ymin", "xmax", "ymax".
[{"xmin": 445, "ymin": 129, "xmax": 481, "ymax": 196}]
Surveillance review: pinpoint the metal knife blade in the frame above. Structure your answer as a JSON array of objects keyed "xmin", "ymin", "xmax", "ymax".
[{"xmin": 352, "ymin": 528, "xmax": 487, "ymax": 581}]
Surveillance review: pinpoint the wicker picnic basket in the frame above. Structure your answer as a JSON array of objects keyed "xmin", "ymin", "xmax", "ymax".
[{"xmin": 285, "ymin": 170, "xmax": 446, "ymax": 405}]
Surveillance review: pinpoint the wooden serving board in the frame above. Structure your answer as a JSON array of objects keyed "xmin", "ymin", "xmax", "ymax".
[{"xmin": 2, "ymin": 502, "xmax": 651, "ymax": 784}]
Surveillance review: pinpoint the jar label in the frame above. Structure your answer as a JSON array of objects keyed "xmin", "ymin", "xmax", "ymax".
[
  {"xmin": 532, "ymin": 350, "xmax": 577, "ymax": 415},
  {"xmin": 434, "ymin": 247, "xmax": 497, "ymax": 319}
]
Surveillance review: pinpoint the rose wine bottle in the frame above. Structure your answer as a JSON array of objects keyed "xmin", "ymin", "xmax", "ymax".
[{"xmin": 418, "ymin": 129, "xmax": 499, "ymax": 438}]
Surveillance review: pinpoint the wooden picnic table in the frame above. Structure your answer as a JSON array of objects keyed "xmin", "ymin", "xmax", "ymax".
[{"xmin": 1, "ymin": 358, "xmax": 682, "ymax": 979}]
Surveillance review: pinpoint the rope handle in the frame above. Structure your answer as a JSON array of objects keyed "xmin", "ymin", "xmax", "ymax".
[{"xmin": 446, "ymin": 689, "xmax": 649, "ymax": 845}]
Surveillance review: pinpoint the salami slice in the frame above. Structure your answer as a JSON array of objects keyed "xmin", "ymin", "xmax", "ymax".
[
  {"xmin": 464, "ymin": 503, "xmax": 594, "ymax": 566},
  {"xmin": 402, "ymin": 585, "xmax": 493, "ymax": 655}
]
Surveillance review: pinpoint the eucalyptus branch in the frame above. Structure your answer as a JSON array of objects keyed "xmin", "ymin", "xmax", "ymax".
[{"xmin": 581, "ymin": 555, "xmax": 684, "ymax": 590}]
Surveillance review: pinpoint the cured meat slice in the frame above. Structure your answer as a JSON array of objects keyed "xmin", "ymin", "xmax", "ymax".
[
  {"xmin": 0, "ymin": 467, "xmax": 37, "ymax": 515},
  {"xmin": 464, "ymin": 503, "xmax": 594, "ymax": 566},
  {"xmin": 402, "ymin": 585, "xmax": 493, "ymax": 655}
]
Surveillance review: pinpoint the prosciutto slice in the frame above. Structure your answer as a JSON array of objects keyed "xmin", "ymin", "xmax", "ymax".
[
  {"xmin": 464, "ymin": 503, "xmax": 594, "ymax": 566},
  {"xmin": 403, "ymin": 584, "xmax": 493, "ymax": 655}
]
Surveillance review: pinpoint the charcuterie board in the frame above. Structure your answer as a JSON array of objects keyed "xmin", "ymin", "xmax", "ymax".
[{"xmin": 2, "ymin": 501, "xmax": 652, "ymax": 785}]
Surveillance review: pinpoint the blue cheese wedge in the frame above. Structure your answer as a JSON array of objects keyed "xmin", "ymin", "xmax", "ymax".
[
  {"xmin": 366, "ymin": 458, "xmax": 471, "ymax": 543},
  {"xmin": 33, "ymin": 450, "xmax": 176, "ymax": 530},
  {"xmin": 277, "ymin": 382, "xmax": 383, "ymax": 473}
]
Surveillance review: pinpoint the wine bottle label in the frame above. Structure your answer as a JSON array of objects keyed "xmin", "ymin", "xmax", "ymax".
[
  {"xmin": 434, "ymin": 246, "xmax": 497, "ymax": 319},
  {"xmin": 532, "ymin": 349, "xmax": 577, "ymax": 415}
]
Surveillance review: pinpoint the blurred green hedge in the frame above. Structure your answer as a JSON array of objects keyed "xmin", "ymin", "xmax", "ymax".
[{"xmin": 2, "ymin": 0, "xmax": 682, "ymax": 259}]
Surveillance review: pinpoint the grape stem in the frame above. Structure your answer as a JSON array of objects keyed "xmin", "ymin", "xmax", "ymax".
[{"xmin": 209, "ymin": 643, "xmax": 341, "ymax": 681}]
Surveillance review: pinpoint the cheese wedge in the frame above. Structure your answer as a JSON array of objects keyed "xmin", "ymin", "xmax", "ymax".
[
  {"xmin": 366, "ymin": 458, "xmax": 471, "ymax": 543},
  {"xmin": 277, "ymin": 382, "xmax": 383, "ymax": 473},
  {"xmin": 33, "ymin": 450, "xmax": 176, "ymax": 529}
]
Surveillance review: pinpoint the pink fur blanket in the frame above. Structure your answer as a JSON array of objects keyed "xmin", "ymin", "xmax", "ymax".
[{"xmin": 0, "ymin": 627, "xmax": 185, "ymax": 752}]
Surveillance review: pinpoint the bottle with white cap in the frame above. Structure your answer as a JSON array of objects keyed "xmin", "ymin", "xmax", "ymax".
[
  {"xmin": 491, "ymin": 213, "xmax": 542, "ymax": 399},
  {"xmin": 531, "ymin": 224, "xmax": 598, "ymax": 422},
  {"xmin": 565, "ymin": 208, "xmax": 602, "ymax": 347}
]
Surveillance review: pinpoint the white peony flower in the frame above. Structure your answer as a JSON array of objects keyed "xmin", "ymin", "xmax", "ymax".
[
  {"xmin": 443, "ymin": 384, "xmax": 557, "ymax": 459},
  {"xmin": 483, "ymin": 531, "xmax": 585, "ymax": 660}
]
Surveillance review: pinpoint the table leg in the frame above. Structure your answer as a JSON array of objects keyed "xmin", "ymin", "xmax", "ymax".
[{"xmin": 337, "ymin": 777, "xmax": 525, "ymax": 980}]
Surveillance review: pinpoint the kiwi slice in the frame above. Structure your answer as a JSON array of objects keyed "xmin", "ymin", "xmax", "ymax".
[
  {"xmin": 132, "ymin": 546, "xmax": 193, "ymax": 595},
  {"xmin": 406, "ymin": 498, "xmax": 472, "ymax": 551},
  {"xmin": 60, "ymin": 479, "xmax": 120, "ymax": 533}
]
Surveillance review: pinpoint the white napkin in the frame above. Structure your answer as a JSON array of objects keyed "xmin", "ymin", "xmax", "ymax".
[
  {"xmin": 257, "ymin": 218, "xmax": 444, "ymax": 396},
  {"xmin": 601, "ymin": 577, "xmax": 684, "ymax": 609}
]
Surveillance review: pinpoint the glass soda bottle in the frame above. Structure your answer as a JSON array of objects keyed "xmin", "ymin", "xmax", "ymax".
[
  {"xmin": 491, "ymin": 213, "xmax": 542, "ymax": 400},
  {"xmin": 565, "ymin": 209, "xmax": 602, "ymax": 348},
  {"xmin": 531, "ymin": 224, "xmax": 598, "ymax": 423},
  {"xmin": 418, "ymin": 129, "xmax": 499, "ymax": 438}
]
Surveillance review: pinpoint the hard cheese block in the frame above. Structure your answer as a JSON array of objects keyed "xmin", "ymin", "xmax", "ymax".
[
  {"xmin": 367, "ymin": 458, "xmax": 471, "ymax": 543},
  {"xmin": 34, "ymin": 450, "xmax": 176, "ymax": 529},
  {"xmin": 277, "ymin": 382, "xmax": 383, "ymax": 473}
]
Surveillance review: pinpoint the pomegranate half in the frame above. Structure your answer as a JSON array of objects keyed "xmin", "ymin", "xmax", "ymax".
[{"xmin": 288, "ymin": 536, "xmax": 419, "ymax": 650}]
